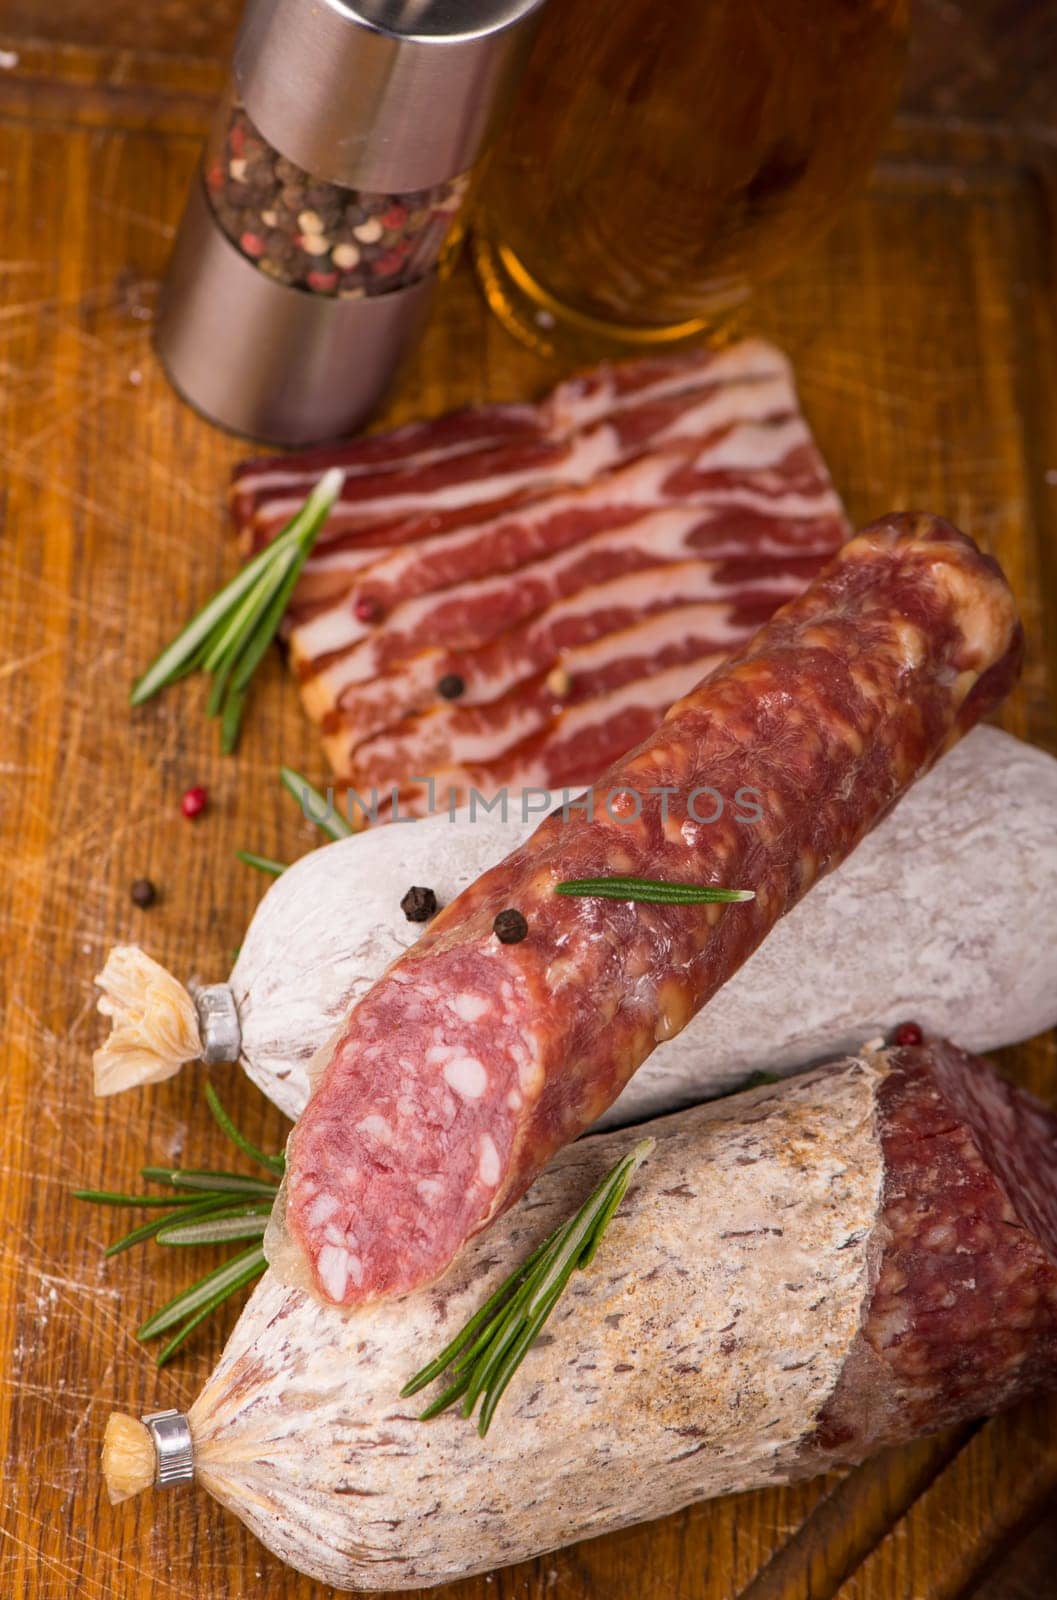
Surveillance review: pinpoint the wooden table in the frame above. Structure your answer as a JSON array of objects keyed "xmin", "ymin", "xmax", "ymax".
[{"xmin": 0, "ymin": 29, "xmax": 1055, "ymax": 1600}]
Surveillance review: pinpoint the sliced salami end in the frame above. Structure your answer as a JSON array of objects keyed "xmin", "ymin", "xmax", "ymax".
[{"xmin": 813, "ymin": 1039, "xmax": 1057, "ymax": 1460}]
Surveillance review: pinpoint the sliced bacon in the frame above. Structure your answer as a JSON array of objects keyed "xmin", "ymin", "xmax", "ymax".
[
  {"xmin": 327, "ymin": 606, "xmax": 764, "ymax": 787},
  {"xmin": 228, "ymin": 338, "xmax": 848, "ymax": 820},
  {"xmin": 362, "ymin": 656, "xmax": 725, "ymax": 819},
  {"xmin": 229, "ymin": 402, "xmax": 544, "ymax": 530},
  {"xmin": 296, "ymin": 497, "xmax": 844, "ymax": 718},
  {"xmin": 316, "ymin": 553, "xmax": 829, "ymax": 745},
  {"xmin": 232, "ymin": 337, "xmax": 791, "ymax": 545},
  {"xmin": 289, "ymin": 412, "xmax": 820, "ymax": 654}
]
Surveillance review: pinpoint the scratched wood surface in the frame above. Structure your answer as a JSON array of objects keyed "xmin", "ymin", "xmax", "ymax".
[{"xmin": 0, "ymin": 38, "xmax": 1055, "ymax": 1600}]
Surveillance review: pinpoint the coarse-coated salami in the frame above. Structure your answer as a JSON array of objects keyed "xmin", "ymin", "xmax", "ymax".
[
  {"xmin": 274, "ymin": 512, "xmax": 1023, "ymax": 1307},
  {"xmin": 106, "ymin": 1041, "xmax": 1057, "ymax": 1591}
]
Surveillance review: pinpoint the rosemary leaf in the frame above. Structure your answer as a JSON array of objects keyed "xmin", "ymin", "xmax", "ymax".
[
  {"xmin": 156, "ymin": 1211, "xmax": 270, "ymax": 1247},
  {"xmin": 154, "ymin": 1251, "xmax": 268, "ymax": 1367},
  {"xmin": 137, "ymin": 1242, "xmax": 268, "ymax": 1341},
  {"xmin": 556, "ymin": 877, "xmax": 754, "ymax": 905},
  {"xmin": 404, "ymin": 1138, "xmax": 653, "ymax": 1436},
  {"xmin": 129, "ymin": 528, "xmax": 299, "ymax": 706},
  {"xmin": 400, "ymin": 1235, "xmax": 553, "ymax": 1399},
  {"xmin": 129, "ymin": 467, "xmax": 343, "ymax": 749},
  {"xmin": 102, "ymin": 1196, "xmax": 246, "ymax": 1258},
  {"xmin": 280, "ymin": 765, "xmax": 353, "ymax": 840},
  {"xmin": 71, "ymin": 1188, "xmax": 231, "ymax": 1209},
  {"xmin": 139, "ymin": 1166, "xmax": 279, "ymax": 1197},
  {"xmin": 204, "ymin": 1083, "xmax": 286, "ymax": 1176},
  {"xmin": 236, "ymin": 849, "xmax": 288, "ymax": 877},
  {"xmin": 230, "ymin": 535, "xmax": 311, "ymax": 695},
  {"xmin": 79, "ymin": 1090, "xmax": 284, "ymax": 1363}
]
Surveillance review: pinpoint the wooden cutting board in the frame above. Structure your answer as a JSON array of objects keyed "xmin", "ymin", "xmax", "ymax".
[{"xmin": 0, "ymin": 38, "xmax": 1055, "ymax": 1600}]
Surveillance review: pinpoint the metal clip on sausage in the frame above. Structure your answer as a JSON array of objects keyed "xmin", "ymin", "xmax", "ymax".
[{"xmin": 155, "ymin": 0, "xmax": 546, "ymax": 445}]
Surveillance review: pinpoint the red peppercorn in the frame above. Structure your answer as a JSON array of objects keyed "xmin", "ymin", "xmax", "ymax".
[
  {"xmin": 205, "ymin": 162, "xmax": 225, "ymax": 194},
  {"xmin": 354, "ymin": 595, "xmax": 381, "ymax": 624},
  {"xmin": 893, "ymin": 1021, "xmax": 924, "ymax": 1048},
  {"xmin": 239, "ymin": 231, "xmax": 265, "ymax": 259},
  {"xmin": 306, "ymin": 270, "xmax": 339, "ymax": 293},
  {"xmin": 381, "ymin": 204, "xmax": 408, "ymax": 230},
  {"xmin": 229, "ymin": 121, "xmax": 246, "ymax": 158},
  {"xmin": 181, "ymin": 785, "xmax": 208, "ymax": 820},
  {"xmin": 371, "ymin": 249, "xmax": 408, "ymax": 277}
]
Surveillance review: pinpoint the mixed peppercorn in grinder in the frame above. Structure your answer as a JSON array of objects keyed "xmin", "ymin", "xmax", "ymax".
[{"xmin": 155, "ymin": 0, "xmax": 545, "ymax": 445}]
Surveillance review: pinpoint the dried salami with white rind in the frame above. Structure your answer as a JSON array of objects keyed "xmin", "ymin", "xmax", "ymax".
[{"xmin": 158, "ymin": 1041, "xmax": 1057, "ymax": 1591}]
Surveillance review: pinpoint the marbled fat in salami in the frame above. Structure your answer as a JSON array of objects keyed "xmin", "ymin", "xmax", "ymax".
[{"xmin": 275, "ymin": 514, "xmax": 1023, "ymax": 1306}]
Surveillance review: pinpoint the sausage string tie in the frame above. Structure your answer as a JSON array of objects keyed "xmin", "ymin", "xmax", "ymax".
[
  {"xmin": 402, "ymin": 1138, "xmax": 654, "ymax": 1437},
  {"xmin": 74, "ymin": 1085, "xmax": 282, "ymax": 1365},
  {"xmin": 130, "ymin": 468, "xmax": 344, "ymax": 752}
]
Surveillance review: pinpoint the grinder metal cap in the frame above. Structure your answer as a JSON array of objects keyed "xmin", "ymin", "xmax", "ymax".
[{"xmin": 234, "ymin": 0, "xmax": 548, "ymax": 193}]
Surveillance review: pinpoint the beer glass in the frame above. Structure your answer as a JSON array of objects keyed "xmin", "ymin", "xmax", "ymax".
[{"xmin": 472, "ymin": 0, "xmax": 908, "ymax": 359}]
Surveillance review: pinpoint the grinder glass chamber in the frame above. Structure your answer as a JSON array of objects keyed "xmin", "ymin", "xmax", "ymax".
[{"xmin": 156, "ymin": 0, "xmax": 545, "ymax": 445}]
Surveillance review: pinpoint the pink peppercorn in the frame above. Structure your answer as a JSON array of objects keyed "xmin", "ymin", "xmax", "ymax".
[
  {"xmin": 381, "ymin": 204, "xmax": 408, "ymax": 230},
  {"xmin": 371, "ymin": 250, "xmax": 407, "ymax": 277},
  {"xmin": 229, "ymin": 122, "xmax": 246, "ymax": 158},
  {"xmin": 239, "ymin": 231, "xmax": 265, "ymax": 259},
  {"xmin": 205, "ymin": 162, "xmax": 225, "ymax": 194},
  {"xmin": 306, "ymin": 269, "xmax": 339, "ymax": 293},
  {"xmin": 354, "ymin": 595, "xmax": 381, "ymax": 624},
  {"xmin": 893, "ymin": 1021, "xmax": 924, "ymax": 1048},
  {"xmin": 181, "ymin": 785, "xmax": 208, "ymax": 820}
]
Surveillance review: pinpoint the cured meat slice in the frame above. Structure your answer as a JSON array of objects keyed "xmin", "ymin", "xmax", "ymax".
[
  {"xmin": 122, "ymin": 1041, "xmax": 1057, "ymax": 1591},
  {"xmin": 295, "ymin": 496, "xmax": 843, "ymax": 710},
  {"xmin": 289, "ymin": 413, "xmax": 830, "ymax": 666},
  {"xmin": 336, "ymin": 647, "xmax": 729, "ymax": 803},
  {"xmin": 319, "ymin": 554, "xmax": 829, "ymax": 747},
  {"xmin": 274, "ymin": 513, "xmax": 1024, "ymax": 1307},
  {"xmin": 232, "ymin": 337, "xmax": 793, "ymax": 548},
  {"xmin": 229, "ymin": 400, "xmax": 544, "ymax": 528}
]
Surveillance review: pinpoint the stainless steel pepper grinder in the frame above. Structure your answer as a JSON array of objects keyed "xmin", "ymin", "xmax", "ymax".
[{"xmin": 156, "ymin": 0, "xmax": 546, "ymax": 445}]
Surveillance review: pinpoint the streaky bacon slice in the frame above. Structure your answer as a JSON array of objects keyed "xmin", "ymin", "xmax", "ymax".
[
  {"xmin": 227, "ymin": 338, "xmax": 848, "ymax": 821},
  {"xmin": 289, "ymin": 411, "xmax": 819, "ymax": 660},
  {"xmin": 296, "ymin": 495, "xmax": 845, "ymax": 718},
  {"xmin": 316, "ymin": 552, "xmax": 830, "ymax": 747},
  {"xmin": 326, "ymin": 604, "xmax": 773, "ymax": 788},
  {"xmin": 360, "ymin": 656, "xmax": 727, "ymax": 820},
  {"xmin": 232, "ymin": 338, "xmax": 790, "ymax": 543},
  {"xmin": 229, "ymin": 402, "xmax": 544, "ymax": 530}
]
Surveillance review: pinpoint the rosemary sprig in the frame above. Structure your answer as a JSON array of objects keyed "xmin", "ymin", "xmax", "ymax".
[
  {"xmin": 237, "ymin": 766, "xmax": 353, "ymax": 877},
  {"xmin": 280, "ymin": 765, "xmax": 352, "ymax": 840},
  {"xmin": 129, "ymin": 467, "xmax": 344, "ymax": 753},
  {"xmin": 556, "ymin": 876, "xmax": 754, "ymax": 905},
  {"xmin": 236, "ymin": 849, "xmax": 287, "ymax": 877},
  {"xmin": 402, "ymin": 1137, "xmax": 653, "ymax": 1436},
  {"xmin": 74, "ymin": 1084, "xmax": 283, "ymax": 1365}
]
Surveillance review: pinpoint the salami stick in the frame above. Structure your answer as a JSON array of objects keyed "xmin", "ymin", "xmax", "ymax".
[
  {"xmin": 104, "ymin": 1041, "xmax": 1057, "ymax": 1592},
  {"xmin": 276, "ymin": 512, "xmax": 1023, "ymax": 1307}
]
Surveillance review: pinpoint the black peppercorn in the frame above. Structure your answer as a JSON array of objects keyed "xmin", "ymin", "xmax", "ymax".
[
  {"xmin": 493, "ymin": 908, "xmax": 528, "ymax": 944},
  {"xmin": 436, "ymin": 673, "xmax": 465, "ymax": 701},
  {"xmin": 401, "ymin": 885, "xmax": 439, "ymax": 923},
  {"xmin": 130, "ymin": 877, "xmax": 157, "ymax": 909}
]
